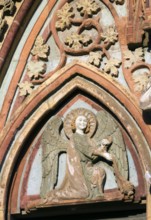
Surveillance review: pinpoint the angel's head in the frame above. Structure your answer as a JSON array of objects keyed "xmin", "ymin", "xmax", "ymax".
[
  {"xmin": 74, "ymin": 115, "xmax": 89, "ymax": 135},
  {"xmin": 64, "ymin": 108, "xmax": 97, "ymax": 138}
]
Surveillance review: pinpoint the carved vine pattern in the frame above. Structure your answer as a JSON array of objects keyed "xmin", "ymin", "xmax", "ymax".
[
  {"xmin": 18, "ymin": 36, "xmax": 49, "ymax": 96},
  {"xmin": 39, "ymin": 1, "xmax": 121, "ymax": 79},
  {"xmin": 18, "ymin": 0, "xmax": 151, "ymax": 97},
  {"xmin": 18, "ymin": 0, "xmax": 124, "ymax": 96}
]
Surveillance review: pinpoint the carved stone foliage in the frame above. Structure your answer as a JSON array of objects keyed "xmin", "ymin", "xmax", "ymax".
[
  {"xmin": 0, "ymin": 0, "xmax": 14, "ymax": 34},
  {"xmin": 26, "ymin": 108, "xmax": 134, "ymax": 210},
  {"xmin": 133, "ymin": 71, "xmax": 150, "ymax": 93},
  {"xmin": 18, "ymin": 81, "xmax": 34, "ymax": 96},
  {"xmin": 15, "ymin": 0, "xmax": 151, "ymax": 106},
  {"xmin": 31, "ymin": 36, "xmax": 49, "ymax": 59},
  {"xmin": 119, "ymin": 0, "xmax": 151, "ymax": 102},
  {"xmin": 1, "ymin": 1, "xmax": 151, "ymax": 219},
  {"xmin": 124, "ymin": 48, "xmax": 144, "ymax": 69},
  {"xmin": 13, "ymin": 0, "xmax": 151, "ymax": 126},
  {"xmin": 54, "ymin": 1, "xmax": 121, "ymax": 68},
  {"xmin": 0, "ymin": 0, "xmax": 21, "ymax": 39},
  {"xmin": 18, "ymin": 36, "xmax": 49, "ymax": 96},
  {"xmin": 17, "ymin": 0, "xmax": 126, "ymax": 98},
  {"xmin": 7, "ymin": 0, "xmax": 151, "ymax": 130},
  {"xmin": 27, "ymin": 61, "xmax": 47, "ymax": 79}
]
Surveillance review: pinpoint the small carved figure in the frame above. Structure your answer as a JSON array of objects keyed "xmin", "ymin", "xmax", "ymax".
[
  {"xmin": 140, "ymin": 76, "xmax": 151, "ymax": 110},
  {"xmin": 27, "ymin": 108, "xmax": 134, "ymax": 209}
]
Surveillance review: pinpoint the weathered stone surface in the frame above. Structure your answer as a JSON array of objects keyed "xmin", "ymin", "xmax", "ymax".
[{"xmin": 0, "ymin": 1, "xmax": 151, "ymax": 219}]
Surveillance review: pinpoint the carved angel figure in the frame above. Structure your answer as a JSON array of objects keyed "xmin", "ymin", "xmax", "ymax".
[{"xmin": 39, "ymin": 108, "xmax": 134, "ymax": 204}]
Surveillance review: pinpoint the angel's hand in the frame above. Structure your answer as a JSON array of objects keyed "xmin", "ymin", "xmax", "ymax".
[
  {"xmin": 101, "ymin": 138, "xmax": 112, "ymax": 146},
  {"xmin": 101, "ymin": 152, "xmax": 113, "ymax": 161},
  {"xmin": 93, "ymin": 148, "xmax": 113, "ymax": 161},
  {"xmin": 93, "ymin": 138, "xmax": 113, "ymax": 161}
]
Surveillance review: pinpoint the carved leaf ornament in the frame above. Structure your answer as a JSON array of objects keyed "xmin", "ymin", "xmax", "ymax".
[
  {"xmin": 55, "ymin": 3, "xmax": 75, "ymax": 30},
  {"xmin": 101, "ymin": 26, "xmax": 118, "ymax": 45},
  {"xmin": 76, "ymin": 0, "xmax": 100, "ymax": 16},
  {"xmin": 132, "ymin": 72, "xmax": 150, "ymax": 92},
  {"xmin": 18, "ymin": 36, "xmax": 49, "ymax": 96},
  {"xmin": 65, "ymin": 32, "xmax": 92, "ymax": 49},
  {"xmin": 124, "ymin": 48, "xmax": 144, "ymax": 69},
  {"xmin": 0, "ymin": 0, "xmax": 21, "ymax": 40},
  {"xmin": 2, "ymin": 0, "xmax": 14, "ymax": 14},
  {"xmin": 27, "ymin": 61, "xmax": 46, "ymax": 79},
  {"xmin": 103, "ymin": 58, "xmax": 122, "ymax": 76},
  {"xmin": 18, "ymin": 0, "xmax": 127, "ymax": 97},
  {"xmin": 18, "ymin": 81, "xmax": 34, "ymax": 96},
  {"xmin": 31, "ymin": 36, "xmax": 49, "ymax": 59},
  {"xmin": 88, "ymin": 51, "xmax": 103, "ymax": 67}
]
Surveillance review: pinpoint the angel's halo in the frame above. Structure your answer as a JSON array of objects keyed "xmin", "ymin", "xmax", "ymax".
[{"xmin": 64, "ymin": 108, "xmax": 97, "ymax": 139}]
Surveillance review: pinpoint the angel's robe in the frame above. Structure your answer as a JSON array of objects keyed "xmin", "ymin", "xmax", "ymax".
[{"xmin": 50, "ymin": 132, "xmax": 97, "ymax": 199}]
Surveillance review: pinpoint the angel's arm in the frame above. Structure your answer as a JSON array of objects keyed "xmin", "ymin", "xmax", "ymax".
[{"xmin": 92, "ymin": 138, "xmax": 113, "ymax": 161}]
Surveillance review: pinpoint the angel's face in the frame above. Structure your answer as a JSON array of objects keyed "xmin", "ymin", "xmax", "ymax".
[{"xmin": 75, "ymin": 115, "xmax": 88, "ymax": 132}]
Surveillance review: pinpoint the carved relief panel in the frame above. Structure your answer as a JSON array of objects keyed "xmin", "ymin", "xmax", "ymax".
[
  {"xmin": 9, "ymin": 95, "xmax": 146, "ymax": 216},
  {"xmin": 0, "ymin": 1, "xmax": 151, "ymax": 220},
  {"xmin": 27, "ymin": 107, "xmax": 134, "ymax": 208}
]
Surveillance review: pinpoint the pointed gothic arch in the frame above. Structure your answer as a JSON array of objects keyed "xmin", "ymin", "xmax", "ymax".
[
  {"xmin": 0, "ymin": 1, "xmax": 151, "ymax": 219},
  {"xmin": 0, "ymin": 63, "xmax": 151, "ymax": 219}
]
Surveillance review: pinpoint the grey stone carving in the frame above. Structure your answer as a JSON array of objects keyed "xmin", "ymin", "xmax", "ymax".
[
  {"xmin": 39, "ymin": 108, "xmax": 134, "ymax": 203},
  {"xmin": 140, "ymin": 77, "xmax": 151, "ymax": 110}
]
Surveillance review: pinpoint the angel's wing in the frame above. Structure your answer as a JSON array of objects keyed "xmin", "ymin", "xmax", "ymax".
[
  {"xmin": 40, "ymin": 115, "xmax": 67, "ymax": 198},
  {"xmin": 93, "ymin": 111, "xmax": 128, "ymax": 179}
]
